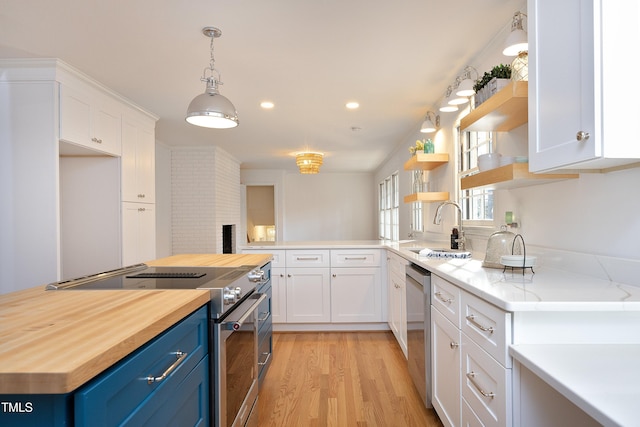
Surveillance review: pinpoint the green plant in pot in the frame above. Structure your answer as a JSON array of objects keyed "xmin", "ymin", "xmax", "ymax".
[{"xmin": 473, "ymin": 64, "xmax": 512, "ymax": 93}]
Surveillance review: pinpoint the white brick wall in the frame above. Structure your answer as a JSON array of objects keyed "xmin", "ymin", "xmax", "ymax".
[{"xmin": 171, "ymin": 147, "xmax": 241, "ymax": 254}]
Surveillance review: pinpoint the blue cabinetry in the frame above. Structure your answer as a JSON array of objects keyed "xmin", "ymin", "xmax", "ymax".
[
  {"xmin": 0, "ymin": 305, "xmax": 208, "ymax": 427},
  {"xmin": 257, "ymin": 262, "xmax": 273, "ymax": 386},
  {"xmin": 75, "ymin": 305, "xmax": 208, "ymax": 426}
]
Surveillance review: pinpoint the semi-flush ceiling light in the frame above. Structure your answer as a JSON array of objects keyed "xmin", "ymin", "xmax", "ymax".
[
  {"xmin": 455, "ymin": 66, "xmax": 478, "ymax": 97},
  {"xmin": 420, "ymin": 111, "xmax": 440, "ymax": 133},
  {"xmin": 503, "ymin": 12, "xmax": 528, "ymax": 56},
  {"xmin": 186, "ymin": 26, "xmax": 239, "ymax": 129},
  {"xmin": 439, "ymin": 87, "xmax": 458, "ymax": 112},
  {"xmin": 296, "ymin": 152, "xmax": 324, "ymax": 174},
  {"xmin": 346, "ymin": 101, "xmax": 360, "ymax": 109},
  {"xmin": 260, "ymin": 101, "xmax": 275, "ymax": 109}
]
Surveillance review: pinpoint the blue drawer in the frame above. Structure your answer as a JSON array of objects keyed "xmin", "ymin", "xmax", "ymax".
[{"xmin": 74, "ymin": 305, "xmax": 208, "ymax": 426}]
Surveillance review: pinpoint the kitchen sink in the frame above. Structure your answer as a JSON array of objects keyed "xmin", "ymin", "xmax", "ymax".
[{"xmin": 407, "ymin": 247, "xmax": 472, "ymax": 259}]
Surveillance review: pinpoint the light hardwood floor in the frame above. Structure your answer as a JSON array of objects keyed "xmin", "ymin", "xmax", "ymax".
[{"xmin": 258, "ymin": 331, "xmax": 444, "ymax": 427}]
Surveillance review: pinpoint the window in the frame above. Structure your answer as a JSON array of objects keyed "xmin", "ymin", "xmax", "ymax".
[
  {"xmin": 459, "ymin": 129, "xmax": 494, "ymax": 225},
  {"xmin": 410, "ymin": 170, "xmax": 423, "ymax": 233},
  {"xmin": 379, "ymin": 172, "xmax": 399, "ymax": 240}
]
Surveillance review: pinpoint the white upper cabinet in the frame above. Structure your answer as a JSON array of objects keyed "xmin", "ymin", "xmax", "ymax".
[
  {"xmin": 60, "ymin": 83, "xmax": 122, "ymax": 156},
  {"xmin": 122, "ymin": 112, "xmax": 156, "ymax": 203},
  {"xmin": 528, "ymin": 0, "xmax": 640, "ymax": 172}
]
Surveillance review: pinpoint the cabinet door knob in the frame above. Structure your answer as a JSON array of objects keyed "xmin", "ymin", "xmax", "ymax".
[
  {"xmin": 332, "ymin": 274, "xmax": 337, "ymax": 278},
  {"xmin": 576, "ymin": 131, "xmax": 590, "ymax": 141},
  {"xmin": 287, "ymin": 274, "xmax": 292, "ymax": 278},
  {"xmin": 450, "ymin": 342, "xmax": 459, "ymax": 349}
]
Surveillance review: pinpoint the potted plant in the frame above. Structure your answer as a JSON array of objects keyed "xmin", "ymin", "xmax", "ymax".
[{"xmin": 474, "ymin": 64, "xmax": 512, "ymax": 107}]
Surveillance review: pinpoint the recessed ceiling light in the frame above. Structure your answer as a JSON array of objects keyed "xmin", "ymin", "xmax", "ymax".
[
  {"xmin": 346, "ymin": 101, "xmax": 359, "ymax": 109},
  {"xmin": 260, "ymin": 101, "xmax": 275, "ymax": 109}
]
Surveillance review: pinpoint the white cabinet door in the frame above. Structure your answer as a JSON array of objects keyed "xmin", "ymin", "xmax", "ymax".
[
  {"xmin": 389, "ymin": 271, "xmax": 407, "ymax": 357},
  {"xmin": 122, "ymin": 115, "xmax": 156, "ymax": 203},
  {"xmin": 270, "ymin": 267, "xmax": 287, "ymax": 323},
  {"xmin": 122, "ymin": 202, "xmax": 156, "ymax": 266},
  {"xmin": 528, "ymin": 0, "xmax": 640, "ymax": 172},
  {"xmin": 432, "ymin": 306, "xmax": 461, "ymax": 427},
  {"xmin": 59, "ymin": 84, "xmax": 122, "ymax": 156},
  {"xmin": 286, "ymin": 268, "xmax": 331, "ymax": 323},
  {"xmin": 330, "ymin": 267, "xmax": 381, "ymax": 322}
]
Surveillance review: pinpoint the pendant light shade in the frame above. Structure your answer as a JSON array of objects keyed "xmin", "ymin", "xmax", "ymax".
[
  {"xmin": 503, "ymin": 12, "xmax": 528, "ymax": 56},
  {"xmin": 439, "ymin": 86, "xmax": 458, "ymax": 112},
  {"xmin": 186, "ymin": 27, "xmax": 239, "ymax": 129},
  {"xmin": 296, "ymin": 152, "xmax": 324, "ymax": 174},
  {"xmin": 420, "ymin": 111, "xmax": 440, "ymax": 133}
]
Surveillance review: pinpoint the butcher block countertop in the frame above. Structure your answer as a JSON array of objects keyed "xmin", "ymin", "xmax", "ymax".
[{"xmin": 0, "ymin": 253, "xmax": 272, "ymax": 394}]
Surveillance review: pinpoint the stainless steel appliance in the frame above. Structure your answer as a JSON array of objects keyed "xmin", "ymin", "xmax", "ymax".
[
  {"xmin": 406, "ymin": 263, "xmax": 432, "ymax": 408},
  {"xmin": 46, "ymin": 262, "xmax": 271, "ymax": 427}
]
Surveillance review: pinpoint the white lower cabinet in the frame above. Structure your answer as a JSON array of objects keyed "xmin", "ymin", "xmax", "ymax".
[
  {"xmin": 432, "ymin": 306, "xmax": 462, "ymax": 427},
  {"xmin": 122, "ymin": 202, "xmax": 156, "ymax": 266},
  {"xmin": 286, "ymin": 267, "xmax": 331, "ymax": 322},
  {"xmin": 432, "ymin": 274, "xmax": 512, "ymax": 427},
  {"xmin": 387, "ymin": 251, "xmax": 408, "ymax": 356},
  {"xmin": 331, "ymin": 267, "xmax": 381, "ymax": 322},
  {"xmin": 241, "ymin": 248, "xmax": 383, "ymax": 328}
]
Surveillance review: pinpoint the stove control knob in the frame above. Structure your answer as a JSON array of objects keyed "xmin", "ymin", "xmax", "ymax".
[
  {"xmin": 248, "ymin": 269, "xmax": 265, "ymax": 282},
  {"xmin": 223, "ymin": 286, "xmax": 243, "ymax": 305}
]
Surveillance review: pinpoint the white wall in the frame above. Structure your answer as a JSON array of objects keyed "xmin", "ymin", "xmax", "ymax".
[
  {"xmin": 155, "ymin": 142, "xmax": 172, "ymax": 258},
  {"xmin": 170, "ymin": 146, "xmax": 242, "ymax": 254},
  {"xmin": 240, "ymin": 169, "xmax": 376, "ymax": 241},
  {"xmin": 283, "ymin": 172, "xmax": 375, "ymax": 241}
]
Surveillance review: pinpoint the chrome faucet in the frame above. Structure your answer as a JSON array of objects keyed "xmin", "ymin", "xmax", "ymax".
[{"xmin": 433, "ymin": 201, "xmax": 465, "ymax": 250}]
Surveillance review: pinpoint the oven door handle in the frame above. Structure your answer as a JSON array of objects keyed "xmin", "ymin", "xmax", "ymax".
[{"xmin": 228, "ymin": 293, "xmax": 267, "ymax": 331}]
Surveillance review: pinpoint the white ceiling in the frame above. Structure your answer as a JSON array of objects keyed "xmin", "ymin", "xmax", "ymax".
[{"xmin": 0, "ymin": 0, "xmax": 522, "ymax": 172}]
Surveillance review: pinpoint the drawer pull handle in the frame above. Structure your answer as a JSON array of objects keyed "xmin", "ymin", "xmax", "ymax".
[
  {"xmin": 258, "ymin": 311, "xmax": 271, "ymax": 322},
  {"xmin": 435, "ymin": 291, "xmax": 453, "ymax": 304},
  {"xmin": 344, "ymin": 257, "xmax": 367, "ymax": 260},
  {"xmin": 146, "ymin": 351, "xmax": 188, "ymax": 384},
  {"xmin": 466, "ymin": 371, "xmax": 495, "ymax": 398},
  {"xmin": 466, "ymin": 314, "xmax": 494, "ymax": 334},
  {"xmin": 296, "ymin": 257, "xmax": 319, "ymax": 261},
  {"xmin": 258, "ymin": 352, "xmax": 272, "ymax": 366}
]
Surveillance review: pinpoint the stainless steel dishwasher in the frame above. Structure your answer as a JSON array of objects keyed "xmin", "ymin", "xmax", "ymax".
[{"xmin": 406, "ymin": 263, "xmax": 432, "ymax": 408}]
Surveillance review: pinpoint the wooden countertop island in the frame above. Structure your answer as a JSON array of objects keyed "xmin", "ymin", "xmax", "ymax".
[{"xmin": 0, "ymin": 253, "xmax": 272, "ymax": 394}]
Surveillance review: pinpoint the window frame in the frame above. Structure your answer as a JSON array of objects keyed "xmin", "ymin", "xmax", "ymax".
[
  {"xmin": 379, "ymin": 171, "xmax": 399, "ymax": 240},
  {"xmin": 458, "ymin": 128, "xmax": 495, "ymax": 228}
]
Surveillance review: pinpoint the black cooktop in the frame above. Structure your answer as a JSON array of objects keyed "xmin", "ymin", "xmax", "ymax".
[{"xmin": 48, "ymin": 265, "xmax": 255, "ymax": 290}]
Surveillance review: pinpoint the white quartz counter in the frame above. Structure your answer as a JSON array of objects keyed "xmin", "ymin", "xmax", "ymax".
[
  {"xmin": 243, "ymin": 240, "xmax": 640, "ymax": 312},
  {"xmin": 510, "ymin": 344, "xmax": 640, "ymax": 427}
]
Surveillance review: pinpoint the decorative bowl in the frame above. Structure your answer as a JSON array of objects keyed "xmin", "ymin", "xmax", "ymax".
[{"xmin": 478, "ymin": 153, "xmax": 502, "ymax": 171}]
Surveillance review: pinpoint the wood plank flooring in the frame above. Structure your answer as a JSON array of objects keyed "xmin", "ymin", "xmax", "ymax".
[{"xmin": 258, "ymin": 331, "xmax": 444, "ymax": 427}]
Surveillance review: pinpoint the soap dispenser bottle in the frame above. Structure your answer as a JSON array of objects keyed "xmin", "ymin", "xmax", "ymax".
[{"xmin": 451, "ymin": 228, "xmax": 459, "ymax": 250}]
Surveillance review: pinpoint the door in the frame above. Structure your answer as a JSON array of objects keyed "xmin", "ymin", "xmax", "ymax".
[
  {"xmin": 286, "ymin": 268, "xmax": 330, "ymax": 323},
  {"xmin": 432, "ymin": 307, "xmax": 461, "ymax": 427}
]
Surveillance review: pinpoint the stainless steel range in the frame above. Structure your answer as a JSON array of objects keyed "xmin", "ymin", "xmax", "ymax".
[{"xmin": 46, "ymin": 262, "xmax": 271, "ymax": 427}]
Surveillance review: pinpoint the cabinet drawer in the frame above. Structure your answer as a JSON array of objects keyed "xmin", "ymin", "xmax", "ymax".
[
  {"xmin": 331, "ymin": 249, "xmax": 381, "ymax": 267},
  {"xmin": 242, "ymin": 249, "xmax": 285, "ymax": 268},
  {"xmin": 432, "ymin": 274, "xmax": 461, "ymax": 328},
  {"xmin": 286, "ymin": 250, "xmax": 330, "ymax": 267},
  {"xmin": 388, "ymin": 251, "xmax": 408, "ymax": 278},
  {"xmin": 462, "ymin": 292, "xmax": 511, "ymax": 367},
  {"xmin": 461, "ymin": 336, "xmax": 512, "ymax": 427},
  {"xmin": 258, "ymin": 334, "xmax": 272, "ymax": 385},
  {"xmin": 74, "ymin": 305, "xmax": 208, "ymax": 426}
]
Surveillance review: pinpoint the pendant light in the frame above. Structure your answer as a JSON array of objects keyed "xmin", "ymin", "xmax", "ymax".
[
  {"xmin": 295, "ymin": 152, "xmax": 324, "ymax": 174},
  {"xmin": 455, "ymin": 66, "xmax": 478, "ymax": 97},
  {"xmin": 186, "ymin": 27, "xmax": 239, "ymax": 129},
  {"xmin": 439, "ymin": 86, "xmax": 458, "ymax": 113},
  {"xmin": 503, "ymin": 12, "xmax": 528, "ymax": 56},
  {"xmin": 420, "ymin": 111, "xmax": 440, "ymax": 133}
]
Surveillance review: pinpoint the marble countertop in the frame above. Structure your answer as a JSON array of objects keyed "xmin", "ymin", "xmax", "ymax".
[
  {"xmin": 510, "ymin": 344, "xmax": 640, "ymax": 427},
  {"xmin": 243, "ymin": 239, "xmax": 640, "ymax": 312}
]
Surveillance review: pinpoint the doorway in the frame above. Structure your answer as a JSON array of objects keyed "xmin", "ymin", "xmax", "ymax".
[{"xmin": 246, "ymin": 185, "xmax": 275, "ymax": 243}]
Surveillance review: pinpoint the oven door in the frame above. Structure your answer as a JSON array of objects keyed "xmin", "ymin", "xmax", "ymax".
[{"xmin": 213, "ymin": 292, "xmax": 266, "ymax": 427}]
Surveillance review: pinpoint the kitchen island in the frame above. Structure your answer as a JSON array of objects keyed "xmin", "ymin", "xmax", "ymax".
[{"xmin": 0, "ymin": 253, "xmax": 272, "ymax": 426}]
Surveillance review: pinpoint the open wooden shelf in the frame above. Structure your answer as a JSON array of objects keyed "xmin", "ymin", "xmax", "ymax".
[
  {"xmin": 403, "ymin": 153, "xmax": 449, "ymax": 171},
  {"xmin": 461, "ymin": 81, "xmax": 528, "ymax": 132},
  {"xmin": 403, "ymin": 191, "xmax": 450, "ymax": 203},
  {"xmin": 460, "ymin": 163, "xmax": 578, "ymax": 190}
]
